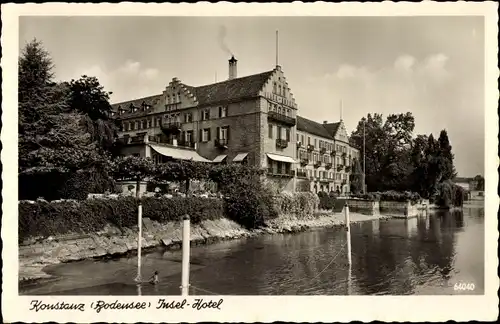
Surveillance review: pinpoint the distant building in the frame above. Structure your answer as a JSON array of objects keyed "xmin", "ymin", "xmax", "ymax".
[{"xmin": 111, "ymin": 56, "xmax": 359, "ymax": 193}]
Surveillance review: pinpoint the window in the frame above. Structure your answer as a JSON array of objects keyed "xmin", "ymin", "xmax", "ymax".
[
  {"xmin": 218, "ymin": 126, "xmax": 229, "ymax": 140},
  {"xmin": 184, "ymin": 112, "xmax": 193, "ymax": 123},
  {"xmin": 167, "ymin": 95, "xmax": 170, "ymax": 104},
  {"xmin": 277, "ymin": 126, "xmax": 282, "ymax": 140},
  {"xmin": 285, "ymin": 128, "xmax": 290, "ymax": 142},
  {"xmin": 308, "ymin": 137, "xmax": 311, "ymax": 145},
  {"xmin": 186, "ymin": 131, "xmax": 193, "ymax": 143},
  {"xmin": 202, "ymin": 109, "xmax": 210, "ymax": 121},
  {"xmin": 219, "ymin": 106, "xmax": 228, "ymax": 118},
  {"xmin": 156, "ymin": 118, "xmax": 160, "ymax": 127},
  {"xmin": 314, "ymin": 139, "xmax": 317, "ymax": 147},
  {"xmin": 147, "ymin": 119, "xmax": 151, "ymax": 128},
  {"xmin": 301, "ymin": 135, "xmax": 305, "ymax": 144},
  {"xmin": 278, "ymin": 85, "xmax": 282, "ymax": 96},
  {"xmin": 277, "ymin": 106, "xmax": 282, "ymax": 115},
  {"xmin": 268, "ymin": 124, "xmax": 273, "ymax": 138},
  {"xmin": 177, "ymin": 92, "xmax": 181, "ymax": 102},
  {"xmin": 296, "ymin": 134, "xmax": 299, "ymax": 142},
  {"xmin": 201, "ymin": 128, "xmax": 211, "ymax": 142},
  {"xmin": 273, "ymin": 82, "xmax": 277, "ymax": 93}
]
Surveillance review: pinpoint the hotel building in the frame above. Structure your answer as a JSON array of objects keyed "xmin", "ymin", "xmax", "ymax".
[{"xmin": 111, "ymin": 56, "xmax": 359, "ymax": 194}]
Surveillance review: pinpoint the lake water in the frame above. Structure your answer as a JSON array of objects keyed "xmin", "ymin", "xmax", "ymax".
[{"xmin": 20, "ymin": 205, "xmax": 484, "ymax": 296}]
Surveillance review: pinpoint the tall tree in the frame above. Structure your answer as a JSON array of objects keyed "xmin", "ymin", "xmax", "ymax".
[
  {"xmin": 437, "ymin": 129, "xmax": 457, "ymax": 180},
  {"xmin": 66, "ymin": 76, "xmax": 118, "ymax": 151},
  {"xmin": 18, "ymin": 39, "xmax": 116, "ymax": 199}
]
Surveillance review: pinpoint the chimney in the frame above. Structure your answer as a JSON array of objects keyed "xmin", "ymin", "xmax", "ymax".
[{"xmin": 228, "ymin": 55, "xmax": 237, "ymax": 80}]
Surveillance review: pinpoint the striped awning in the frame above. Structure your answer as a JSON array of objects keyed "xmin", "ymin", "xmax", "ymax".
[
  {"xmin": 149, "ymin": 144, "xmax": 212, "ymax": 163},
  {"xmin": 266, "ymin": 153, "xmax": 297, "ymax": 164},
  {"xmin": 213, "ymin": 155, "xmax": 227, "ymax": 163},
  {"xmin": 233, "ymin": 153, "xmax": 249, "ymax": 162}
]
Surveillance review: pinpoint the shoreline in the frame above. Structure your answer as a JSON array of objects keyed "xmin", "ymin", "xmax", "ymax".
[{"xmin": 19, "ymin": 211, "xmax": 390, "ymax": 285}]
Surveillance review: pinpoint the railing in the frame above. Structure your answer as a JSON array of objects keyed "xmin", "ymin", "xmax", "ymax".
[
  {"xmin": 296, "ymin": 171, "xmax": 308, "ymax": 178},
  {"xmin": 276, "ymin": 138, "xmax": 288, "ymax": 149},
  {"xmin": 337, "ymin": 165, "xmax": 344, "ymax": 172},
  {"xmin": 165, "ymin": 103, "xmax": 181, "ymax": 111},
  {"xmin": 161, "ymin": 121, "xmax": 182, "ymax": 133},
  {"xmin": 215, "ymin": 138, "xmax": 229, "ymax": 148},
  {"xmin": 267, "ymin": 168, "xmax": 295, "ymax": 177},
  {"xmin": 307, "ymin": 144, "xmax": 315, "ymax": 152},
  {"xmin": 314, "ymin": 161, "xmax": 322, "ymax": 168},
  {"xmin": 178, "ymin": 139, "xmax": 196, "ymax": 148},
  {"xmin": 330, "ymin": 150, "xmax": 337, "ymax": 156},
  {"xmin": 297, "ymin": 142, "xmax": 302, "ymax": 148},
  {"xmin": 300, "ymin": 158, "xmax": 309, "ymax": 166},
  {"xmin": 320, "ymin": 147, "xmax": 326, "ymax": 154},
  {"xmin": 325, "ymin": 163, "xmax": 333, "ymax": 170},
  {"xmin": 267, "ymin": 111, "xmax": 297, "ymax": 126}
]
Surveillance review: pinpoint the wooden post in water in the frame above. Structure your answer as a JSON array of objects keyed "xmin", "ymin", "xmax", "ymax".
[
  {"xmin": 135, "ymin": 203, "xmax": 143, "ymax": 282},
  {"xmin": 344, "ymin": 202, "xmax": 352, "ymax": 295},
  {"xmin": 181, "ymin": 215, "xmax": 191, "ymax": 296},
  {"xmin": 344, "ymin": 202, "xmax": 352, "ymax": 266}
]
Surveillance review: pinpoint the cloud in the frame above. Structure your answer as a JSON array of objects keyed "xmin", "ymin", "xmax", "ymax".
[
  {"xmin": 72, "ymin": 60, "xmax": 161, "ymax": 102},
  {"xmin": 299, "ymin": 53, "xmax": 453, "ymax": 134}
]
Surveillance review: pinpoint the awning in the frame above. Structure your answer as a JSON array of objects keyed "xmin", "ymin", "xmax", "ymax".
[
  {"xmin": 213, "ymin": 155, "xmax": 227, "ymax": 163},
  {"xmin": 149, "ymin": 144, "xmax": 212, "ymax": 163},
  {"xmin": 266, "ymin": 153, "xmax": 297, "ymax": 164},
  {"xmin": 233, "ymin": 153, "xmax": 248, "ymax": 162}
]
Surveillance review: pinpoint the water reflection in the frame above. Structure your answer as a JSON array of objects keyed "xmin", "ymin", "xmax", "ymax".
[{"xmin": 20, "ymin": 208, "xmax": 484, "ymax": 296}]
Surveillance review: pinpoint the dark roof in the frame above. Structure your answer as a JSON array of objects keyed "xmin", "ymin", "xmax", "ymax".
[
  {"xmin": 189, "ymin": 70, "xmax": 274, "ymax": 106},
  {"xmin": 323, "ymin": 122, "xmax": 341, "ymax": 137},
  {"xmin": 111, "ymin": 70, "xmax": 274, "ymax": 112},
  {"xmin": 297, "ymin": 116, "xmax": 333, "ymax": 139}
]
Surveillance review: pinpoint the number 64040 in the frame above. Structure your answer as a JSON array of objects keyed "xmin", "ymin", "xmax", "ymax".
[{"xmin": 454, "ymin": 283, "xmax": 475, "ymax": 291}]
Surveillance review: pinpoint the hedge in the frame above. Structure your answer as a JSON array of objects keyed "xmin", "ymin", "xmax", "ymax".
[
  {"xmin": 433, "ymin": 180, "xmax": 466, "ymax": 208},
  {"xmin": 19, "ymin": 196, "xmax": 224, "ymax": 242},
  {"xmin": 350, "ymin": 191, "xmax": 421, "ymax": 204}
]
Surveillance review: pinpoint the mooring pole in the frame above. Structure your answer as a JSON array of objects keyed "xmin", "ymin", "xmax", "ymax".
[
  {"xmin": 135, "ymin": 203, "xmax": 143, "ymax": 282},
  {"xmin": 344, "ymin": 202, "xmax": 352, "ymax": 295},
  {"xmin": 181, "ymin": 215, "xmax": 191, "ymax": 296},
  {"xmin": 344, "ymin": 202, "xmax": 352, "ymax": 266}
]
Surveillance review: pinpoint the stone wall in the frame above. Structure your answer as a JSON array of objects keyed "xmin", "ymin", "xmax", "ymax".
[
  {"xmin": 379, "ymin": 201, "xmax": 419, "ymax": 218},
  {"xmin": 19, "ymin": 217, "xmax": 251, "ymax": 281},
  {"xmin": 346, "ymin": 199, "xmax": 380, "ymax": 215}
]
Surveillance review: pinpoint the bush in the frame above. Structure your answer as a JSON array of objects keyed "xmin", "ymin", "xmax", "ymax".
[
  {"xmin": 223, "ymin": 176, "xmax": 278, "ymax": 229},
  {"xmin": 274, "ymin": 192, "xmax": 319, "ymax": 217},
  {"xmin": 317, "ymin": 191, "xmax": 337, "ymax": 210},
  {"xmin": 18, "ymin": 196, "xmax": 225, "ymax": 242},
  {"xmin": 433, "ymin": 180, "xmax": 466, "ymax": 208}
]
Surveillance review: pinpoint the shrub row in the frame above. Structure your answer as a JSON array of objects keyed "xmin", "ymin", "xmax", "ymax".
[
  {"xmin": 317, "ymin": 191, "xmax": 338, "ymax": 210},
  {"xmin": 19, "ymin": 196, "xmax": 224, "ymax": 242},
  {"xmin": 350, "ymin": 191, "xmax": 422, "ymax": 204}
]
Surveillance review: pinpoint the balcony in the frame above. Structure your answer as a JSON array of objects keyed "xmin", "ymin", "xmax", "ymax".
[
  {"xmin": 129, "ymin": 136, "xmax": 145, "ymax": 144},
  {"xmin": 307, "ymin": 144, "xmax": 315, "ymax": 152},
  {"xmin": 320, "ymin": 147, "xmax": 326, "ymax": 154},
  {"xmin": 297, "ymin": 170, "xmax": 308, "ymax": 179},
  {"xmin": 161, "ymin": 121, "xmax": 182, "ymax": 134},
  {"xmin": 267, "ymin": 168, "xmax": 295, "ymax": 178},
  {"xmin": 342, "ymin": 152, "xmax": 347, "ymax": 158},
  {"xmin": 330, "ymin": 150, "xmax": 337, "ymax": 156},
  {"xmin": 337, "ymin": 164, "xmax": 344, "ymax": 172},
  {"xmin": 300, "ymin": 158, "xmax": 309, "ymax": 166},
  {"xmin": 297, "ymin": 142, "xmax": 302, "ymax": 148},
  {"xmin": 325, "ymin": 163, "xmax": 333, "ymax": 170},
  {"xmin": 178, "ymin": 139, "xmax": 196, "ymax": 149},
  {"xmin": 276, "ymin": 138, "xmax": 288, "ymax": 149},
  {"xmin": 314, "ymin": 161, "xmax": 322, "ymax": 168},
  {"xmin": 215, "ymin": 138, "xmax": 229, "ymax": 149},
  {"xmin": 267, "ymin": 112, "xmax": 297, "ymax": 126}
]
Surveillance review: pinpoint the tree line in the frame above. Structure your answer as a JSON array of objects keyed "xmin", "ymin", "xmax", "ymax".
[{"xmin": 349, "ymin": 112, "xmax": 458, "ymax": 199}]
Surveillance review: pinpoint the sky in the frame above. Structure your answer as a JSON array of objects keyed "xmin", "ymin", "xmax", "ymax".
[{"xmin": 19, "ymin": 16, "xmax": 485, "ymax": 177}]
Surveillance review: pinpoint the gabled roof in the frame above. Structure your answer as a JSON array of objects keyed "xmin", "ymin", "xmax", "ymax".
[
  {"xmin": 323, "ymin": 122, "xmax": 341, "ymax": 138},
  {"xmin": 188, "ymin": 71, "xmax": 274, "ymax": 106},
  {"xmin": 296, "ymin": 116, "xmax": 333, "ymax": 139},
  {"xmin": 111, "ymin": 70, "xmax": 275, "ymax": 113}
]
